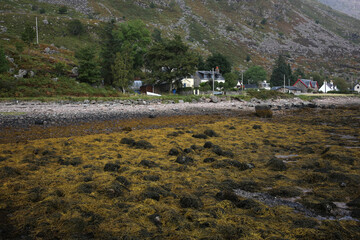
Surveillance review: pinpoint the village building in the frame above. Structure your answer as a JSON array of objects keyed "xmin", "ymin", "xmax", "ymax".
[
  {"xmin": 354, "ymin": 83, "xmax": 360, "ymax": 93},
  {"xmin": 319, "ymin": 80, "xmax": 339, "ymax": 93},
  {"xmin": 271, "ymin": 86, "xmax": 302, "ymax": 94},
  {"xmin": 293, "ymin": 79, "xmax": 319, "ymax": 93},
  {"xmin": 181, "ymin": 70, "xmax": 225, "ymax": 88}
]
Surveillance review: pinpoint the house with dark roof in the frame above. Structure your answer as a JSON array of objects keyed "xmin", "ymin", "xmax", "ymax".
[
  {"xmin": 181, "ymin": 71, "xmax": 225, "ymax": 88},
  {"xmin": 271, "ymin": 86, "xmax": 302, "ymax": 94},
  {"xmin": 293, "ymin": 79, "xmax": 319, "ymax": 93}
]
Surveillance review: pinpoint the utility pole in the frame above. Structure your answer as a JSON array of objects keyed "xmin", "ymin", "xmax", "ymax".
[
  {"xmin": 283, "ymin": 74, "xmax": 286, "ymax": 93},
  {"xmin": 212, "ymin": 68, "xmax": 215, "ymax": 95},
  {"xmin": 242, "ymin": 71, "xmax": 244, "ymax": 91},
  {"xmin": 36, "ymin": 17, "xmax": 39, "ymax": 45}
]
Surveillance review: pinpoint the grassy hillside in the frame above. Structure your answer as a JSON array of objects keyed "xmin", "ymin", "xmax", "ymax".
[{"xmin": 0, "ymin": 0, "xmax": 359, "ymax": 97}]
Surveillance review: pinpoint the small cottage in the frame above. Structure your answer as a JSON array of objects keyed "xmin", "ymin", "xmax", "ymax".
[
  {"xmin": 293, "ymin": 79, "xmax": 318, "ymax": 93},
  {"xmin": 181, "ymin": 70, "xmax": 225, "ymax": 88},
  {"xmin": 271, "ymin": 86, "xmax": 302, "ymax": 94},
  {"xmin": 354, "ymin": 83, "xmax": 360, "ymax": 93},
  {"xmin": 319, "ymin": 80, "xmax": 338, "ymax": 93}
]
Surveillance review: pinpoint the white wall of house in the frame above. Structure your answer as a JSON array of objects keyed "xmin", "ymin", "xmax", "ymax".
[
  {"xmin": 354, "ymin": 83, "xmax": 360, "ymax": 93},
  {"xmin": 181, "ymin": 77, "xmax": 195, "ymax": 88}
]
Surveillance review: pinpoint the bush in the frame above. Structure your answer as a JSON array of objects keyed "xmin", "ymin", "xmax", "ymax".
[
  {"xmin": 67, "ymin": 19, "xmax": 84, "ymax": 36},
  {"xmin": 58, "ymin": 5, "xmax": 68, "ymax": 14},
  {"xmin": 39, "ymin": 8, "xmax": 46, "ymax": 14}
]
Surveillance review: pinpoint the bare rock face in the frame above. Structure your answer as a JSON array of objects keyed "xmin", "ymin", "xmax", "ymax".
[{"xmin": 14, "ymin": 69, "xmax": 27, "ymax": 79}]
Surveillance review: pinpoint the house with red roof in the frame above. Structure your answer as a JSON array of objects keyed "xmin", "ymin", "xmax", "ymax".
[{"xmin": 293, "ymin": 79, "xmax": 319, "ymax": 93}]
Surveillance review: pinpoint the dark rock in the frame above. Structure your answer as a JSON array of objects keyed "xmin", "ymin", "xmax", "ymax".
[
  {"xmin": 237, "ymin": 180, "xmax": 261, "ymax": 192},
  {"xmin": 292, "ymin": 218, "xmax": 318, "ymax": 228},
  {"xmin": 192, "ymin": 134, "xmax": 208, "ymax": 139},
  {"xmin": 117, "ymin": 153, "xmax": 122, "ymax": 158},
  {"xmin": 115, "ymin": 176, "xmax": 131, "ymax": 186},
  {"xmin": 204, "ymin": 141, "xmax": 213, "ymax": 148},
  {"xmin": 252, "ymin": 125, "xmax": 262, "ymax": 130},
  {"xmin": 267, "ymin": 158, "xmax": 287, "ymax": 171},
  {"xmin": 83, "ymin": 176, "xmax": 93, "ymax": 182},
  {"xmin": 0, "ymin": 166, "xmax": 20, "ymax": 178},
  {"xmin": 322, "ymin": 154, "xmax": 355, "ymax": 165},
  {"xmin": 58, "ymin": 157, "xmax": 82, "ymax": 166},
  {"xmin": 143, "ymin": 175, "xmax": 160, "ymax": 181},
  {"xmin": 139, "ymin": 160, "xmax": 157, "ymax": 168},
  {"xmin": 149, "ymin": 214, "xmax": 162, "ymax": 227},
  {"xmin": 104, "ymin": 163, "xmax": 120, "ymax": 172},
  {"xmin": 236, "ymin": 199, "xmax": 260, "ymax": 209},
  {"xmin": 223, "ymin": 159, "xmax": 249, "ymax": 170},
  {"xmin": 190, "ymin": 145, "xmax": 203, "ymax": 151},
  {"xmin": 204, "ymin": 129, "xmax": 219, "ymax": 137},
  {"xmin": 120, "ymin": 138, "xmax": 135, "ymax": 146},
  {"xmin": 347, "ymin": 196, "xmax": 360, "ymax": 208},
  {"xmin": 77, "ymin": 183, "xmax": 93, "ymax": 194},
  {"xmin": 268, "ymin": 186, "xmax": 302, "ymax": 198},
  {"xmin": 134, "ymin": 140, "xmax": 154, "ymax": 149},
  {"xmin": 180, "ymin": 195, "xmax": 203, "ymax": 209},
  {"xmin": 183, "ymin": 148, "xmax": 193, "ymax": 153},
  {"xmin": 149, "ymin": 114, "xmax": 156, "ymax": 118},
  {"xmin": 169, "ymin": 148, "xmax": 180, "ymax": 156},
  {"xmin": 34, "ymin": 120, "xmax": 44, "ymax": 125},
  {"xmin": 229, "ymin": 126, "xmax": 236, "ymax": 130},
  {"xmin": 255, "ymin": 105, "xmax": 273, "ymax": 118},
  {"xmin": 143, "ymin": 191, "xmax": 160, "ymax": 201},
  {"xmin": 212, "ymin": 146, "xmax": 234, "ymax": 158},
  {"xmin": 351, "ymin": 209, "xmax": 360, "ymax": 218},
  {"xmin": 203, "ymin": 157, "xmax": 216, "ymax": 163},
  {"xmin": 28, "ymin": 187, "xmax": 44, "ymax": 202},
  {"xmin": 105, "ymin": 181, "xmax": 123, "ymax": 198},
  {"xmin": 216, "ymin": 190, "xmax": 239, "ymax": 203},
  {"xmin": 54, "ymin": 189, "xmax": 65, "ymax": 197},
  {"xmin": 175, "ymin": 156, "xmax": 194, "ymax": 164},
  {"xmin": 122, "ymin": 127, "xmax": 132, "ymax": 132},
  {"xmin": 301, "ymin": 200, "xmax": 336, "ymax": 217}
]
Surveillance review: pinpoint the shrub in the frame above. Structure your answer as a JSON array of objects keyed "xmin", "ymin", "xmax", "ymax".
[
  {"xmin": 67, "ymin": 19, "xmax": 84, "ymax": 36},
  {"xmin": 58, "ymin": 5, "xmax": 68, "ymax": 14}
]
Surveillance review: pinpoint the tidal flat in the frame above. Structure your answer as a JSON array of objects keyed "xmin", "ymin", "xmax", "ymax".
[{"xmin": 0, "ymin": 107, "xmax": 359, "ymax": 239}]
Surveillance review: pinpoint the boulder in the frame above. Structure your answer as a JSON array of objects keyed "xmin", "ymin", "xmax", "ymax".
[
  {"xmin": 255, "ymin": 104, "xmax": 273, "ymax": 118},
  {"xmin": 210, "ymin": 95, "xmax": 219, "ymax": 103}
]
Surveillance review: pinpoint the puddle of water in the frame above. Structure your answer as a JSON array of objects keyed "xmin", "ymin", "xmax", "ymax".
[{"xmin": 275, "ymin": 154, "xmax": 299, "ymax": 159}]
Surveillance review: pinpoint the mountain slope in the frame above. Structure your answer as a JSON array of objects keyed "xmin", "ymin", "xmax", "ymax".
[
  {"xmin": 318, "ymin": 0, "xmax": 360, "ymax": 20},
  {"xmin": 1, "ymin": 0, "xmax": 359, "ymax": 79}
]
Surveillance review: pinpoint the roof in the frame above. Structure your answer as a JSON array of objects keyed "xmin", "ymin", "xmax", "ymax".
[
  {"xmin": 294, "ymin": 79, "xmax": 318, "ymax": 89},
  {"xmin": 196, "ymin": 70, "xmax": 225, "ymax": 81},
  {"xmin": 244, "ymin": 84, "xmax": 258, "ymax": 89},
  {"xmin": 271, "ymin": 86, "xmax": 301, "ymax": 91}
]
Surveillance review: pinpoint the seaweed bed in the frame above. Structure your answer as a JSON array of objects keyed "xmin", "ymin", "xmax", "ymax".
[{"xmin": 0, "ymin": 107, "xmax": 360, "ymax": 239}]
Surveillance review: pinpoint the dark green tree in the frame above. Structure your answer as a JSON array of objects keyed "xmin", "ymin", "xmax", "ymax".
[
  {"xmin": 333, "ymin": 77, "xmax": 349, "ymax": 92},
  {"xmin": 310, "ymin": 72, "xmax": 323, "ymax": 87},
  {"xmin": 67, "ymin": 19, "xmax": 84, "ymax": 36},
  {"xmin": 100, "ymin": 20, "xmax": 120, "ymax": 86},
  {"xmin": 205, "ymin": 53, "xmax": 232, "ymax": 74},
  {"xmin": 112, "ymin": 48, "xmax": 134, "ymax": 93},
  {"xmin": 145, "ymin": 35, "xmax": 198, "ymax": 91},
  {"xmin": 113, "ymin": 20, "xmax": 151, "ymax": 71},
  {"xmin": 270, "ymin": 55, "xmax": 292, "ymax": 87},
  {"xmin": 21, "ymin": 24, "xmax": 36, "ymax": 46},
  {"xmin": 223, "ymin": 72, "xmax": 238, "ymax": 89},
  {"xmin": 58, "ymin": 5, "xmax": 68, "ymax": 14},
  {"xmin": 196, "ymin": 55, "xmax": 206, "ymax": 70},
  {"xmin": 151, "ymin": 28, "xmax": 163, "ymax": 43},
  {"xmin": 0, "ymin": 47, "xmax": 9, "ymax": 74},
  {"xmin": 75, "ymin": 47, "xmax": 101, "ymax": 84},
  {"xmin": 244, "ymin": 65, "xmax": 267, "ymax": 85}
]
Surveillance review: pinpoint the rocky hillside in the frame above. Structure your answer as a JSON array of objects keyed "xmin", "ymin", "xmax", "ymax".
[
  {"xmin": 318, "ymin": 0, "xmax": 360, "ymax": 20},
  {"xmin": 1, "ymin": 0, "xmax": 359, "ymax": 79}
]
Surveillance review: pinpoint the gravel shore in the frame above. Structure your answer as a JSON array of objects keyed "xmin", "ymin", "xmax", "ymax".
[{"xmin": 0, "ymin": 96, "xmax": 359, "ymax": 128}]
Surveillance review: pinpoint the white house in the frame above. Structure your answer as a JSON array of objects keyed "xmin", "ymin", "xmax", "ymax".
[
  {"xmin": 354, "ymin": 83, "xmax": 360, "ymax": 93},
  {"xmin": 181, "ymin": 71, "xmax": 225, "ymax": 88},
  {"xmin": 319, "ymin": 80, "xmax": 338, "ymax": 93}
]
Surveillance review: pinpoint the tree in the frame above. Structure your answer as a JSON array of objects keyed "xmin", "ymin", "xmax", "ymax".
[
  {"xmin": 151, "ymin": 28, "xmax": 163, "ymax": 43},
  {"xmin": 244, "ymin": 65, "xmax": 267, "ymax": 85},
  {"xmin": 223, "ymin": 72, "xmax": 238, "ymax": 89},
  {"xmin": 112, "ymin": 49, "xmax": 134, "ymax": 93},
  {"xmin": 75, "ymin": 47, "xmax": 101, "ymax": 84},
  {"xmin": 58, "ymin": 5, "xmax": 68, "ymax": 14},
  {"xmin": 15, "ymin": 42, "xmax": 25, "ymax": 61},
  {"xmin": 21, "ymin": 24, "xmax": 36, "ymax": 46},
  {"xmin": 333, "ymin": 77, "xmax": 349, "ymax": 92},
  {"xmin": 196, "ymin": 55, "xmax": 206, "ymax": 70},
  {"xmin": 113, "ymin": 20, "xmax": 151, "ymax": 71},
  {"xmin": 205, "ymin": 53, "xmax": 232, "ymax": 74},
  {"xmin": 100, "ymin": 20, "xmax": 119, "ymax": 86},
  {"xmin": 100, "ymin": 20, "xmax": 151, "ymax": 86},
  {"xmin": 145, "ymin": 35, "xmax": 198, "ymax": 91},
  {"xmin": 0, "ymin": 47, "xmax": 9, "ymax": 74},
  {"xmin": 310, "ymin": 72, "xmax": 323, "ymax": 87},
  {"xmin": 270, "ymin": 55, "xmax": 292, "ymax": 87},
  {"xmin": 68, "ymin": 19, "xmax": 84, "ymax": 36}
]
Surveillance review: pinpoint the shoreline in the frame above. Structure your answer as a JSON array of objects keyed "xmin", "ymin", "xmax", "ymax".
[{"xmin": 0, "ymin": 96, "xmax": 359, "ymax": 128}]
